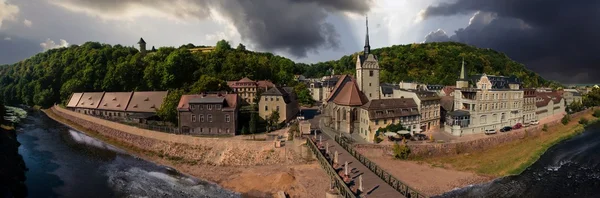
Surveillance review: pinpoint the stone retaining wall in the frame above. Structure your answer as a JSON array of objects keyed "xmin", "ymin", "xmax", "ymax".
[
  {"xmin": 356, "ymin": 109, "xmax": 592, "ymax": 158},
  {"xmin": 50, "ymin": 106, "xmax": 307, "ymax": 166}
]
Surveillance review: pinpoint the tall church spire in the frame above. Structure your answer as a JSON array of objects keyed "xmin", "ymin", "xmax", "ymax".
[{"xmin": 364, "ymin": 16, "xmax": 370, "ymax": 55}]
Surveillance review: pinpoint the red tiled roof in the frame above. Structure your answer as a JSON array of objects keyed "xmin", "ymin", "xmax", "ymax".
[
  {"xmin": 239, "ymin": 77, "xmax": 253, "ymax": 82},
  {"xmin": 535, "ymin": 91, "xmax": 563, "ymax": 107},
  {"xmin": 227, "ymin": 77, "xmax": 275, "ymax": 89},
  {"xmin": 326, "ymin": 74, "xmax": 351, "ymax": 102},
  {"xmin": 332, "ymin": 80, "xmax": 368, "ymax": 106}
]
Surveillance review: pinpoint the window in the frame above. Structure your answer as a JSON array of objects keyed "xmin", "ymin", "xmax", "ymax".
[
  {"xmin": 191, "ymin": 114, "xmax": 197, "ymax": 122},
  {"xmin": 219, "ymin": 129, "xmax": 222, "ymax": 134},
  {"xmin": 225, "ymin": 114, "xmax": 231, "ymax": 122},
  {"xmin": 200, "ymin": 105, "xmax": 203, "ymax": 110},
  {"xmin": 369, "ymin": 93, "xmax": 372, "ymax": 97},
  {"xmin": 270, "ymin": 97, "xmax": 274, "ymax": 101},
  {"xmin": 216, "ymin": 105, "xmax": 221, "ymax": 110},
  {"xmin": 276, "ymin": 97, "xmax": 279, "ymax": 101},
  {"xmin": 383, "ymin": 119, "xmax": 387, "ymax": 124},
  {"xmin": 369, "ymin": 83, "xmax": 372, "ymax": 86},
  {"xmin": 200, "ymin": 114, "xmax": 204, "ymax": 122},
  {"xmin": 191, "ymin": 104, "xmax": 196, "ymax": 110},
  {"xmin": 375, "ymin": 120, "xmax": 379, "ymax": 125},
  {"xmin": 226, "ymin": 128, "xmax": 230, "ymax": 134},
  {"xmin": 369, "ymin": 70, "xmax": 374, "ymax": 76},
  {"xmin": 208, "ymin": 128, "xmax": 212, "ymax": 133},
  {"xmin": 265, "ymin": 106, "xmax": 268, "ymax": 111},
  {"xmin": 208, "ymin": 114, "xmax": 213, "ymax": 122},
  {"xmin": 208, "ymin": 105, "xmax": 212, "ymax": 110}
]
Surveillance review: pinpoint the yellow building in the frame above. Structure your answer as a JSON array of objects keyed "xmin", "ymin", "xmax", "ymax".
[
  {"xmin": 228, "ymin": 77, "xmax": 275, "ymax": 105},
  {"xmin": 358, "ymin": 98, "xmax": 420, "ymax": 143},
  {"xmin": 258, "ymin": 87, "xmax": 299, "ymax": 123}
]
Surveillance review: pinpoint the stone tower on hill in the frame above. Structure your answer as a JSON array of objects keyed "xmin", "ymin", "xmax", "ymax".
[
  {"xmin": 356, "ymin": 16, "xmax": 380, "ymax": 101},
  {"xmin": 138, "ymin": 37, "xmax": 147, "ymax": 55}
]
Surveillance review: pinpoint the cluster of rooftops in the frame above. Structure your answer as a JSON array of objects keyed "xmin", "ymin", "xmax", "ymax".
[{"xmin": 66, "ymin": 91, "xmax": 168, "ymax": 113}]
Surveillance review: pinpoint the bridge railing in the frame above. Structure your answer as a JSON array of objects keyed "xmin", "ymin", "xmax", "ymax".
[
  {"xmin": 306, "ymin": 138, "xmax": 358, "ymax": 198},
  {"xmin": 335, "ymin": 135, "xmax": 428, "ymax": 198}
]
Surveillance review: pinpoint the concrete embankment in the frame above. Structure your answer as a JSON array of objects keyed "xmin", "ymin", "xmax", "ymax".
[{"xmin": 46, "ymin": 105, "xmax": 304, "ymax": 166}]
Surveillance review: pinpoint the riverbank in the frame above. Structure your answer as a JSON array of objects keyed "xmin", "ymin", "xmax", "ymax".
[
  {"xmin": 419, "ymin": 109, "xmax": 598, "ymax": 177},
  {"xmin": 43, "ymin": 107, "xmax": 330, "ymax": 198},
  {"xmin": 353, "ymin": 109, "xmax": 598, "ymax": 196},
  {"xmin": 0, "ymin": 127, "xmax": 27, "ymax": 198}
]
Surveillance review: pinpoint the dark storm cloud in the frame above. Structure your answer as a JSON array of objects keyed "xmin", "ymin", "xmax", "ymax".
[
  {"xmin": 421, "ymin": 0, "xmax": 600, "ymax": 84},
  {"xmin": 53, "ymin": 0, "xmax": 371, "ymax": 58}
]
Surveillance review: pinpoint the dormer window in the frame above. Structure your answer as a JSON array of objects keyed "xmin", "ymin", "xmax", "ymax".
[
  {"xmin": 144, "ymin": 97, "xmax": 149, "ymax": 101},
  {"xmin": 133, "ymin": 104, "xmax": 138, "ymax": 108},
  {"xmin": 103, "ymin": 103, "xmax": 108, "ymax": 106},
  {"xmin": 150, "ymin": 104, "xmax": 156, "ymax": 109},
  {"xmin": 88, "ymin": 97, "xmax": 92, "ymax": 100},
  {"xmin": 116, "ymin": 104, "xmax": 121, "ymax": 107},
  {"xmin": 112, "ymin": 97, "xmax": 117, "ymax": 101},
  {"xmin": 90, "ymin": 102, "xmax": 94, "ymax": 105}
]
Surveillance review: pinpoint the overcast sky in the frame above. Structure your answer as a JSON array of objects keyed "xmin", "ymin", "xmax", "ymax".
[{"xmin": 0, "ymin": 0, "xmax": 597, "ymax": 84}]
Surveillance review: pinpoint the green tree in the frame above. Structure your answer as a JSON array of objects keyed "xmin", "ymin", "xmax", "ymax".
[
  {"xmin": 268, "ymin": 110, "xmax": 280, "ymax": 131},
  {"xmin": 236, "ymin": 43, "xmax": 246, "ymax": 51},
  {"xmin": 392, "ymin": 143, "xmax": 411, "ymax": 160},
  {"xmin": 561, "ymin": 114, "xmax": 571, "ymax": 125},
  {"xmin": 241, "ymin": 126, "xmax": 249, "ymax": 135},
  {"xmin": 542, "ymin": 124, "xmax": 548, "ymax": 132},
  {"xmin": 157, "ymin": 89, "xmax": 184, "ymax": 125},
  {"xmin": 594, "ymin": 109, "xmax": 600, "ymax": 118},
  {"xmin": 579, "ymin": 118, "xmax": 589, "ymax": 125},
  {"xmin": 189, "ymin": 75, "xmax": 231, "ymax": 94},
  {"xmin": 294, "ymin": 83, "xmax": 314, "ymax": 106},
  {"xmin": 216, "ymin": 39, "xmax": 231, "ymax": 51},
  {"xmin": 249, "ymin": 112, "xmax": 257, "ymax": 136}
]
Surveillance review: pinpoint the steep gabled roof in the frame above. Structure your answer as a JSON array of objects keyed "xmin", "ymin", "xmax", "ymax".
[
  {"xmin": 440, "ymin": 96, "xmax": 454, "ymax": 111},
  {"xmin": 332, "ymin": 80, "xmax": 368, "ymax": 106},
  {"xmin": 326, "ymin": 74, "xmax": 352, "ymax": 102},
  {"xmin": 67, "ymin": 93, "xmax": 83, "ymax": 108},
  {"xmin": 138, "ymin": 38, "xmax": 146, "ymax": 44}
]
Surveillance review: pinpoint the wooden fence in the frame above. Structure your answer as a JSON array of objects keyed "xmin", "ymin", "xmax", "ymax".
[
  {"xmin": 306, "ymin": 138, "xmax": 358, "ymax": 198},
  {"xmin": 335, "ymin": 136, "xmax": 427, "ymax": 198}
]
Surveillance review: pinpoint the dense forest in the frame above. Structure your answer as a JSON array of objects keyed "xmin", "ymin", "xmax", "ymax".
[
  {"xmin": 0, "ymin": 41, "xmax": 559, "ymax": 111},
  {"xmin": 304, "ymin": 42, "xmax": 560, "ymax": 88}
]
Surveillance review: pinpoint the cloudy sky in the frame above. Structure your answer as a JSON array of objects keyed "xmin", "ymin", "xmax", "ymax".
[{"xmin": 0, "ymin": 0, "xmax": 597, "ymax": 84}]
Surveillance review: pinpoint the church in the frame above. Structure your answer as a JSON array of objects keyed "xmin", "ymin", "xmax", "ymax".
[{"xmin": 323, "ymin": 18, "xmax": 421, "ymax": 143}]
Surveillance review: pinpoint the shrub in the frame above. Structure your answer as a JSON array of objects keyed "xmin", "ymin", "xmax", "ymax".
[
  {"xmin": 579, "ymin": 118, "xmax": 589, "ymax": 125},
  {"xmin": 374, "ymin": 135, "xmax": 383, "ymax": 143},
  {"xmin": 393, "ymin": 143, "xmax": 411, "ymax": 160},
  {"xmin": 594, "ymin": 110, "xmax": 600, "ymax": 118},
  {"xmin": 542, "ymin": 124, "xmax": 548, "ymax": 132},
  {"xmin": 561, "ymin": 114, "xmax": 571, "ymax": 125}
]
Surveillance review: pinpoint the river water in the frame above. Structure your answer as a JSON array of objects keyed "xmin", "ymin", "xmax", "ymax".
[
  {"xmin": 438, "ymin": 122, "xmax": 600, "ymax": 198},
  {"xmin": 17, "ymin": 112, "xmax": 240, "ymax": 198}
]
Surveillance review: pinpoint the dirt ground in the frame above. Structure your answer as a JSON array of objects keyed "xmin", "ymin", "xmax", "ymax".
[
  {"xmin": 364, "ymin": 156, "xmax": 493, "ymax": 196},
  {"xmin": 148, "ymin": 156, "xmax": 330, "ymax": 198}
]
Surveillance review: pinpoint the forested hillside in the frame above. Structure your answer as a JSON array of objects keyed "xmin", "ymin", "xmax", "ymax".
[
  {"xmin": 0, "ymin": 41, "xmax": 559, "ymax": 109},
  {"xmin": 304, "ymin": 42, "xmax": 559, "ymax": 88},
  {"xmin": 0, "ymin": 40, "xmax": 304, "ymax": 107}
]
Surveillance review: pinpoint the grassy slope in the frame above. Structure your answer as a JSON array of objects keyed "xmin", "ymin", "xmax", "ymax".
[{"xmin": 419, "ymin": 111, "xmax": 598, "ymax": 177}]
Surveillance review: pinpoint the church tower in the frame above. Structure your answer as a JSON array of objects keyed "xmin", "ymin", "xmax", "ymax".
[
  {"xmin": 138, "ymin": 37, "xmax": 147, "ymax": 55},
  {"xmin": 456, "ymin": 58, "xmax": 469, "ymax": 88},
  {"xmin": 356, "ymin": 16, "xmax": 380, "ymax": 100}
]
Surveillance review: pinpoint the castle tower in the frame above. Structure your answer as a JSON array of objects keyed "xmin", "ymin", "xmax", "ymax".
[
  {"xmin": 138, "ymin": 37, "xmax": 147, "ymax": 55},
  {"xmin": 456, "ymin": 58, "xmax": 469, "ymax": 88},
  {"xmin": 356, "ymin": 16, "xmax": 380, "ymax": 100}
]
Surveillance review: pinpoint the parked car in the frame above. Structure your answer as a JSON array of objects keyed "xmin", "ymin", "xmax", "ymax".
[
  {"xmin": 412, "ymin": 133, "xmax": 428, "ymax": 141},
  {"xmin": 513, "ymin": 123, "xmax": 523, "ymax": 129},
  {"xmin": 484, "ymin": 129, "xmax": 497, "ymax": 135},
  {"xmin": 530, "ymin": 120, "xmax": 540, "ymax": 125},
  {"xmin": 500, "ymin": 126, "xmax": 513, "ymax": 132}
]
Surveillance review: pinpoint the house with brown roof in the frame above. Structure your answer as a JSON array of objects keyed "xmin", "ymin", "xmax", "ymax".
[
  {"xmin": 523, "ymin": 89, "xmax": 537, "ymax": 124},
  {"xmin": 323, "ymin": 75, "xmax": 369, "ymax": 134},
  {"xmin": 227, "ymin": 77, "xmax": 275, "ymax": 105},
  {"xmin": 177, "ymin": 93, "xmax": 239, "ymax": 136},
  {"xmin": 67, "ymin": 93, "xmax": 84, "ymax": 109},
  {"xmin": 390, "ymin": 89, "xmax": 441, "ymax": 132},
  {"xmin": 535, "ymin": 91, "xmax": 565, "ymax": 120},
  {"xmin": 259, "ymin": 87, "xmax": 299, "ymax": 123},
  {"xmin": 97, "ymin": 92, "xmax": 133, "ymax": 120},
  {"xmin": 126, "ymin": 91, "xmax": 168, "ymax": 123},
  {"xmin": 73, "ymin": 92, "xmax": 105, "ymax": 115},
  {"xmin": 358, "ymin": 98, "xmax": 420, "ymax": 142}
]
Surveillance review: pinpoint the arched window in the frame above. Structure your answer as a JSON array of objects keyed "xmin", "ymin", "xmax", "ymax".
[{"xmin": 480, "ymin": 115, "xmax": 487, "ymax": 124}]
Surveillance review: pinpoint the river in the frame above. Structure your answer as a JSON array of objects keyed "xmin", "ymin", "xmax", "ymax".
[
  {"xmin": 438, "ymin": 122, "xmax": 600, "ymax": 198},
  {"xmin": 17, "ymin": 111, "xmax": 239, "ymax": 198}
]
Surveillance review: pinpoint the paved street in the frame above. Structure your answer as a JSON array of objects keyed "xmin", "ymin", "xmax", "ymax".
[{"xmin": 308, "ymin": 114, "xmax": 405, "ymax": 198}]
